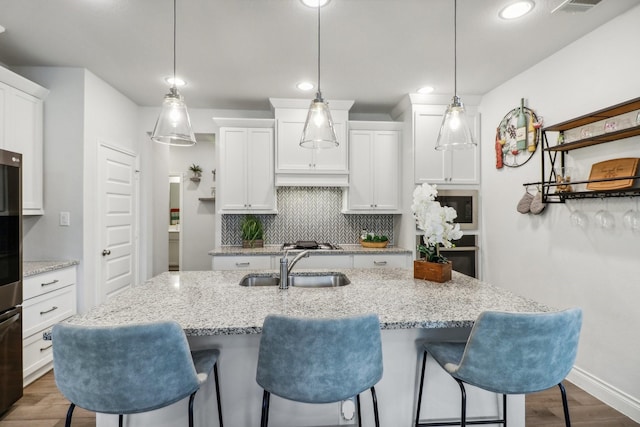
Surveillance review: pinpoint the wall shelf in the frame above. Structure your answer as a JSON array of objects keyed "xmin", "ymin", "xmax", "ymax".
[{"xmin": 531, "ymin": 97, "xmax": 640, "ymax": 203}]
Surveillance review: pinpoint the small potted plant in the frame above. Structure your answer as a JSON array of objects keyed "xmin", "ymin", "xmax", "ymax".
[
  {"xmin": 360, "ymin": 233, "xmax": 389, "ymax": 248},
  {"xmin": 189, "ymin": 164, "xmax": 203, "ymax": 181},
  {"xmin": 241, "ymin": 215, "xmax": 264, "ymax": 248},
  {"xmin": 412, "ymin": 183, "xmax": 463, "ymax": 282}
]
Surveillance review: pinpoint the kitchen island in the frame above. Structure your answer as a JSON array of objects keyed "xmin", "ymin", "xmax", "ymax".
[{"xmin": 64, "ymin": 268, "xmax": 550, "ymax": 427}]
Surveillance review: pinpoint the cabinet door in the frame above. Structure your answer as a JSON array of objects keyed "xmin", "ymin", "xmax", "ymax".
[
  {"xmin": 246, "ymin": 128, "xmax": 275, "ymax": 210},
  {"xmin": 4, "ymin": 89, "xmax": 44, "ymax": 214},
  {"xmin": 276, "ymin": 109, "xmax": 348, "ymax": 173},
  {"xmin": 276, "ymin": 111, "xmax": 313, "ymax": 172},
  {"xmin": 372, "ymin": 131, "xmax": 400, "ymax": 209},
  {"xmin": 313, "ymin": 120, "xmax": 348, "ymax": 172},
  {"xmin": 414, "ymin": 109, "xmax": 479, "ymax": 184},
  {"xmin": 414, "ymin": 111, "xmax": 447, "ymax": 184},
  {"xmin": 348, "ymin": 130, "xmax": 374, "ymax": 209},
  {"xmin": 219, "ymin": 128, "xmax": 248, "ymax": 210}
]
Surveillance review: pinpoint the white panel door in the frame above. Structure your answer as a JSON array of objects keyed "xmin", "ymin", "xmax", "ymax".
[{"xmin": 99, "ymin": 145, "xmax": 136, "ymax": 301}]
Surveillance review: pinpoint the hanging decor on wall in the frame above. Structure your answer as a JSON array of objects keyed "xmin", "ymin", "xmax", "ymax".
[{"xmin": 495, "ymin": 98, "xmax": 542, "ymax": 168}]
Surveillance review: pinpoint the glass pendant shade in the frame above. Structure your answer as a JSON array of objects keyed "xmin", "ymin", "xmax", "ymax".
[
  {"xmin": 300, "ymin": 97, "xmax": 338, "ymax": 149},
  {"xmin": 435, "ymin": 96, "xmax": 475, "ymax": 150},
  {"xmin": 151, "ymin": 87, "xmax": 197, "ymax": 146}
]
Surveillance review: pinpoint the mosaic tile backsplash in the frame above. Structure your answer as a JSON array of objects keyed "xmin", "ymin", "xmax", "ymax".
[{"xmin": 221, "ymin": 187, "xmax": 395, "ymax": 245}]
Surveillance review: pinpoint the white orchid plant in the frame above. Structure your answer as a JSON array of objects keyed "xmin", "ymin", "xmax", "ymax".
[{"xmin": 412, "ymin": 183, "xmax": 463, "ymax": 264}]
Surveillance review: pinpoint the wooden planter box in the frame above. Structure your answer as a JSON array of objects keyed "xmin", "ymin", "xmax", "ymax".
[
  {"xmin": 242, "ymin": 239, "xmax": 264, "ymax": 249},
  {"xmin": 414, "ymin": 260, "xmax": 452, "ymax": 283}
]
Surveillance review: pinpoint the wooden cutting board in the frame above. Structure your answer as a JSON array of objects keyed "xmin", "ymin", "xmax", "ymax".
[{"xmin": 587, "ymin": 158, "xmax": 639, "ymax": 190}]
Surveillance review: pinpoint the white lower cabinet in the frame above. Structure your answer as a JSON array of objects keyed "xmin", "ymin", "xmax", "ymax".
[
  {"xmin": 286, "ymin": 255, "xmax": 353, "ymax": 270},
  {"xmin": 212, "ymin": 255, "xmax": 272, "ymax": 271},
  {"xmin": 353, "ymin": 254, "xmax": 411, "ymax": 269},
  {"xmin": 211, "ymin": 253, "xmax": 411, "ymax": 270},
  {"xmin": 22, "ymin": 266, "xmax": 77, "ymax": 386}
]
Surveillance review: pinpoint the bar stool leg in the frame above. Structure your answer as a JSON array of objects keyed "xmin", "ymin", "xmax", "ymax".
[
  {"xmin": 558, "ymin": 382, "xmax": 572, "ymax": 427},
  {"xmin": 455, "ymin": 379, "xmax": 467, "ymax": 427},
  {"xmin": 371, "ymin": 386, "xmax": 380, "ymax": 427},
  {"xmin": 356, "ymin": 394, "xmax": 362, "ymax": 427},
  {"xmin": 415, "ymin": 350, "xmax": 428, "ymax": 427},
  {"xmin": 214, "ymin": 363, "xmax": 224, "ymax": 427}
]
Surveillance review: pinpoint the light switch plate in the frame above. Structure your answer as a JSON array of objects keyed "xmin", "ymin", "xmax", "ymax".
[{"xmin": 59, "ymin": 211, "xmax": 70, "ymax": 226}]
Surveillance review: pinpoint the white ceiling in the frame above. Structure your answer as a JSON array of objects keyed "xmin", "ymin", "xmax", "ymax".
[{"xmin": 0, "ymin": 0, "xmax": 638, "ymax": 114}]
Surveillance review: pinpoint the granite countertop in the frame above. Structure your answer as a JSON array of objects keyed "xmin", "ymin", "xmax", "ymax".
[
  {"xmin": 24, "ymin": 260, "xmax": 79, "ymax": 277},
  {"xmin": 62, "ymin": 268, "xmax": 551, "ymax": 336},
  {"xmin": 208, "ymin": 244, "xmax": 412, "ymax": 256}
]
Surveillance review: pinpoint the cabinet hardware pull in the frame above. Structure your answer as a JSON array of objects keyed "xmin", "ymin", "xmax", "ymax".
[
  {"xmin": 41, "ymin": 279, "xmax": 59, "ymax": 287},
  {"xmin": 374, "ymin": 261, "xmax": 387, "ymax": 266},
  {"xmin": 236, "ymin": 262, "xmax": 250, "ymax": 267},
  {"xmin": 40, "ymin": 306, "xmax": 58, "ymax": 315},
  {"xmin": 40, "ymin": 344, "xmax": 53, "ymax": 352},
  {"xmin": 102, "ymin": 249, "xmax": 111, "ymax": 256}
]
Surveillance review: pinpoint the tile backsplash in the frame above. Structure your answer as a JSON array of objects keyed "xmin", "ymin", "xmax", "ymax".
[{"xmin": 221, "ymin": 187, "xmax": 395, "ymax": 245}]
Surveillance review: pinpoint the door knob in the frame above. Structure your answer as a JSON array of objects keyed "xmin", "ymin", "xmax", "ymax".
[{"xmin": 102, "ymin": 249, "xmax": 111, "ymax": 256}]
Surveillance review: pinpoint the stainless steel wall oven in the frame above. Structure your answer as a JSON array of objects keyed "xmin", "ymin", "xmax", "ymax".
[{"xmin": 0, "ymin": 149, "xmax": 23, "ymax": 414}]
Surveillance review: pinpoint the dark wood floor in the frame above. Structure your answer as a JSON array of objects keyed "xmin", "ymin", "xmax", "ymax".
[{"xmin": 1, "ymin": 371, "xmax": 638, "ymax": 426}]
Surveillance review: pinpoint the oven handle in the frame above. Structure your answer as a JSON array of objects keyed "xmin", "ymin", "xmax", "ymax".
[{"xmin": 0, "ymin": 311, "xmax": 20, "ymax": 335}]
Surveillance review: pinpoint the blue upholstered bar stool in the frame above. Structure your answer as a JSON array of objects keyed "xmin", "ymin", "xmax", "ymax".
[
  {"xmin": 52, "ymin": 321, "xmax": 224, "ymax": 427},
  {"xmin": 414, "ymin": 308, "xmax": 582, "ymax": 427},
  {"xmin": 256, "ymin": 313, "xmax": 383, "ymax": 427}
]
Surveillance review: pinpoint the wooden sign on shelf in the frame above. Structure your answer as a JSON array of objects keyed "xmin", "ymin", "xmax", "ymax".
[{"xmin": 586, "ymin": 158, "xmax": 639, "ymax": 190}]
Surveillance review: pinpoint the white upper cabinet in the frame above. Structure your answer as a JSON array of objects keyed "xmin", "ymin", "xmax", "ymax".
[
  {"xmin": 0, "ymin": 68, "xmax": 48, "ymax": 216},
  {"xmin": 215, "ymin": 119, "xmax": 276, "ymax": 214},
  {"xmin": 344, "ymin": 122, "xmax": 402, "ymax": 213},
  {"xmin": 270, "ymin": 98, "xmax": 353, "ymax": 186},
  {"xmin": 413, "ymin": 105, "xmax": 480, "ymax": 184}
]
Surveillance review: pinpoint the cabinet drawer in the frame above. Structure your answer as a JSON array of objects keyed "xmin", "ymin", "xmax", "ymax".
[
  {"xmin": 212, "ymin": 256, "xmax": 273, "ymax": 271},
  {"xmin": 353, "ymin": 254, "xmax": 409, "ymax": 269},
  {"xmin": 23, "ymin": 267, "xmax": 76, "ymax": 300},
  {"xmin": 23, "ymin": 286, "xmax": 76, "ymax": 338},
  {"xmin": 23, "ymin": 331, "xmax": 53, "ymax": 379},
  {"xmin": 288, "ymin": 255, "xmax": 353, "ymax": 269}
]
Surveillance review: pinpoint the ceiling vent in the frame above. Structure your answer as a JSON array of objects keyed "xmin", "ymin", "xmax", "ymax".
[{"xmin": 552, "ymin": 0, "xmax": 603, "ymax": 13}]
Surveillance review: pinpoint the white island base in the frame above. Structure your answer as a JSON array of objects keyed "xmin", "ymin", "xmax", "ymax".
[{"xmin": 96, "ymin": 328, "xmax": 523, "ymax": 427}]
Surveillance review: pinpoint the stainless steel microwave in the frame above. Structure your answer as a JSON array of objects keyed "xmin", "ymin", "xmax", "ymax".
[{"xmin": 436, "ymin": 189, "xmax": 478, "ymax": 230}]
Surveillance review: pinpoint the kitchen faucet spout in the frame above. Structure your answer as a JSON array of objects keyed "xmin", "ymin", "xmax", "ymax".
[{"xmin": 279, "ymin": 250, "xmax": 311, "ymax": 289}]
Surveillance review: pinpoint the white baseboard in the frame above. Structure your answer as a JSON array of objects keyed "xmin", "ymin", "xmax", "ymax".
[{"xmin": 567, "ymin": 366, "xmax": 640, "ymax": 423}]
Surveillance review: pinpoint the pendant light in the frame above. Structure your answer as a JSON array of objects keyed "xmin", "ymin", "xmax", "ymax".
[
  {"xmin": 300, "ymin": 1, "xmax": 338, "ymax": 149},
  {"xmin": 151, "ymin": 0, "xmax": 197, "ymax": 146},
  {"xmin": 435, "ymin": 0, "xmax": 476, "ymax": 150}
]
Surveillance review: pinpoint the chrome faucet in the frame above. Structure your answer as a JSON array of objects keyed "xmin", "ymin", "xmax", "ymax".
[{"xmin": 279, "ymin": 250, "xmax": 311, "ymax": 289}]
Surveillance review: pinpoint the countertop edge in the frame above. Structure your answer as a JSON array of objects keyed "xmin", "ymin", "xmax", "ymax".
[{"xmin": 24, "ymin": 260, "xmax": 79, "ymax": 277}]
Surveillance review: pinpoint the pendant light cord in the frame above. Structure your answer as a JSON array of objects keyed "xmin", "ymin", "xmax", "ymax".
[
  {"xmin": 173, "ymin": 0, "xmax": 177, "ymax": 87},
  {"xmin": 316, "ymin": 3, "xmax": 322, "ymax": 98},
  {"xmin": 453, "ymin": 0, "xmax": 457, "ymax": 97}
]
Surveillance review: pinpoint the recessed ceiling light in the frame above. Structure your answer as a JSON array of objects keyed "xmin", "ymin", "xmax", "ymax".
[
  {"xmin": 499, "ymin": 1, "xmax": 535, "ymax": 20},
  {"xmin": 417, "ymin": 86, "xmax": 435, "ymax": 94},
  {"xmin": 296, "ymin": 81, "xmax": 314, "ymax": 91},
  {"xmin": 300, "ymin": 0, "xmax": 330, "ymax": 8},
  {"xmin": 164, "ymin": 76, "xmax": 186, "ymax": 87}
]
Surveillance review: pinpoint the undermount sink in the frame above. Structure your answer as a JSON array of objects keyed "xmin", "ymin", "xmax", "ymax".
[{"xmin": 239, "ymin": 272, "xmax": 350, "ymax": 288}]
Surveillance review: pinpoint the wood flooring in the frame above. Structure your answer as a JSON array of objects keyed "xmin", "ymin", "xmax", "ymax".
[{"xmin": 1, "ymin": 371, "xmax": 638, "ymax": 426}]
